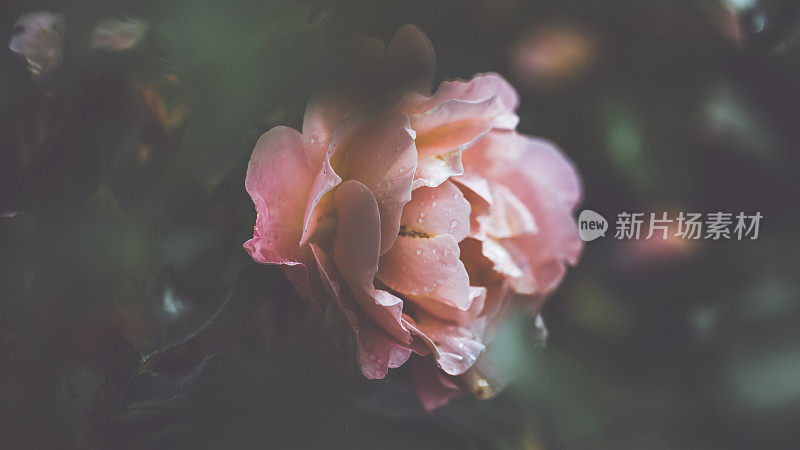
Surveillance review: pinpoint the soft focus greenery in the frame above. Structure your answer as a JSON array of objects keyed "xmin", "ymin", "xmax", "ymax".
[{"xmin": 2, "ymin": 0, "xmax": 800, "ymax": 449}]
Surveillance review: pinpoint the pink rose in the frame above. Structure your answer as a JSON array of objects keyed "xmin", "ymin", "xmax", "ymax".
[{"xmin": 244, "ymin": 25, "xmax": 583, "ymax": 411}]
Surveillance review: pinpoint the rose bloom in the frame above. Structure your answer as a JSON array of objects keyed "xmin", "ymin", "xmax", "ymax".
[{"xmin": 244, "ymin": 25, "xmax": 583, "ymax": 411}]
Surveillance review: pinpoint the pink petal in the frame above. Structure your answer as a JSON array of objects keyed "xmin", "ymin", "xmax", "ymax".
[
  {"xmin": 406, "ymin": 312, "xmax": 486, "ymax": 376},
  {"xmin": 399, "ymin": 180, "xmax": 471, "ymax": 242},
  {"xmin": 243, "ymin": 127, "xmax": 327, "ymax": 310},
  {"xmin": 401, "ymin": 73, "xmax": 519, "ymax": 190},
  {"xmin": 377, "ymin": 234, "xmax": 471, "ymax": 311},
  {"xmin": 488, "ymin": 183, "xmax": 539, "ymax": 237},
  {"xmin": 452, "ymin": 175, "xmax": 492, "ymax": 237},
  {"xmin": 302, "ymin": 111, "xmax": 417, "ymax": 255},
  {"xmin": 453, "ymin": 174, "xmax": 493, "ymax": 205},
  {"xmin": 333, "ymin": 180, "xmax": 412, "ymax": 345},
  {"xmin": 475, "ymin": 284, "xmax": 514, "ymax": 329},
  {"xmin": 412, "ymin": 150, "xmax": 465, "ymax": 190},
  {"xmin": 424, "ymin": 72, "xmax": 519, "ymax": 112},
  {"xmin": 476, "ymin": 183, "xmax": 538, "ymax": 239},
  {"xmin": 301, "ymin": 91, "xmax": 351, "ymax": 170},
  {"xmin": 524, "ymin": 136, "xmax": 583, "ymax": 210},
  {"xmin": 299, "ymin": 26, "xmax": 428, "ymax": 186},
  {"xmin": 461, "ymin": 131, "xmax": 583, "ymax": 295},
  {"xmin": 410, "ymin": 96, "xmax": 518, "ymax": 155},
  {"xmin": 479, "ymin": 238, "xmax": 525, "ymax": 280},
  {"xmin": 310, "ymin": 243, "xmax": 411, "ymax": 379},
  {"xmin": 300, "ymin": 37, "xmax": 386, "ymax": 169},
  {"xmin": 413, "ymin": 286, "xmax": 486, "ymax": 326},
  {"xmin": 245, "ymin": 127, "xmax": 312, "ymax": 257},
  {"xmin": 299, "ymin": 146, "xmax": 341, "ymax": 247},
  {"xmin": 407, "ymin": 97, "xmax": 515, "ymax": 190},
  {"xmin": 385, "ymin": 24, "xmax": 436, "ymax": 94},
  {"xmin": 458, "ymin": 240, "xmax": 521, "ymax": 327},
  {"xmin": 412, "ymin": 357, "xmax": 465, "ymax": 412},
  {"xmin": 506, "ymin": 237, "xmax": 572, "ymax": 294},
  {"xmin": 456, "ymin": 180, "xmax": 535, "ymax": 288}
]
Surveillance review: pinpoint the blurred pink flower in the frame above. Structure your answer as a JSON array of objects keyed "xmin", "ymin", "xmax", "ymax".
[
  {"xmin": 9, "ymin": 12, "xmax": 148, "ymax": 78},
  {"xmin": 243, "ymin": 25, "xmax": 583, "ymax": 411},
  {"xmin": 8, "ymin": 11, "xmax": 64, "ymax": 78},
  {"xmin": 615, "ymin": 209, "xmax": 697, "ymax": 269},
  {"xmin": 91, "ymin": 18, "xmax": 149, "ymax": 51},
  {"xmin": 510, "ymin": 23, "xmax": 597, "ymax": 90}
]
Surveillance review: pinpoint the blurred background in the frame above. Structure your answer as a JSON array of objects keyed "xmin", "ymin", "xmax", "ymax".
[{"xmin": 2, "ymin": 0, "xmax": 800, "ymax": 448}]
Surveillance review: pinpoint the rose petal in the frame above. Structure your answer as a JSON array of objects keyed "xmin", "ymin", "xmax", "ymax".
[
  {"xmin": 463, "ymin": 131, "xmax": 581, "ymax": 211},
  {"xmin": 411, "ymin": 96, "xmax": 518, "ymax": 155},
  {"xmin": 245, "ymin": 127, "xmax": 313, "ymax": 258},
  {"xmin": 402, "ymin": 74, "xmax": 519, "ymax": 190},
  {"xmin": 302, "ymin": 111, "xmax": 417, "ymax": 255},
  {"xmin": 480, "ymin": 238, "xmax": 525, "ymax": 280},
  {"xmin": 412, "ymin": 150, "xmax": 465, "ymax": 190},
  {"xmin": 310, "ymin": 242, "xmax": 411, "ymax": 379},
  {"xmin": 505, "ymin": 237, "xmax": 571, "ymax": 294},
  {"xmin": 453, "ymin": 174, "xmax": 493, "ymax": 205},
  {"xmin": 524, "ymin": 136, "xmax": 582, "ymax": 210},
  {"xmin": 386, "ymin": 24, "xmax": 436, "ymax": 94},
  {"xmin": 301, "ymin": 91, "xmax": 350, "ymax": 170},
  {"xmin": 412, "ymin": 357, "xmax": 465, "ymax": 412},
  {"xmin": 412, "ymin": 286, "xmax": 486, "ymax": 325},
  {"xmin": 478, "ymin": 183, "xmax": 538, "ymax": 239},
  {"xmin": 422, "ymin": 72, "xmax": 519, "ymax": 112},
  {"xmin": 333, "ymin": 180, "xmax": 411, "ymax": 345},
  {"xmin": 243, "ymin": 127, "xmax": 327, "ymax": 310},
  {"xmin": 407, "ymin": 313, "xmax": 486, "ymax": 376},
  {"xmin": 399, "ymin": 180, "xmax": 471, "ymax": 242},
  {"xmin": 300, "ymin": 27, "xmax": 429, "ymax": 170},
  {"xmin": 377, "ymin": 234, "xmax": 471, "ymax": 311},
  {"xmin": 461, "ymin": 131, "xmax": 583, "ymax": 294}
]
